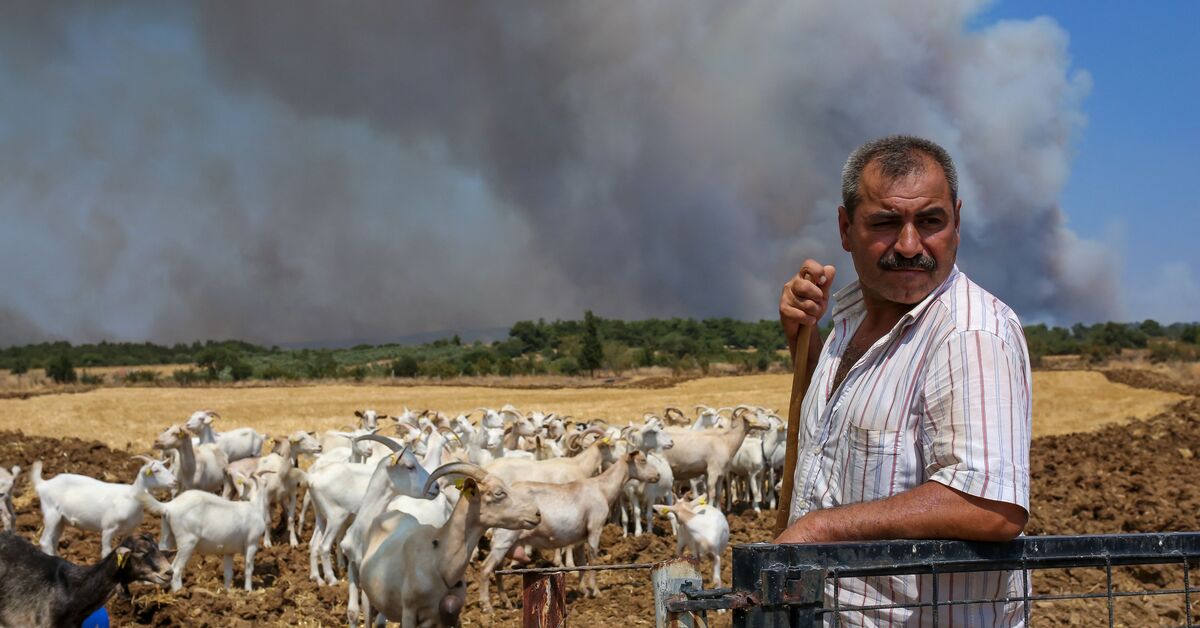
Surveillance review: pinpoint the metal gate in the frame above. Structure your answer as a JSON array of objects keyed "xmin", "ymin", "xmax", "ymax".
[{"xmin": 664, "ymin": 533, "xmax": 1200, "ymax": 627}]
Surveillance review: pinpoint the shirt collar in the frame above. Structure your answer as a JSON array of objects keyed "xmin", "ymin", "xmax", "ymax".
[{"xmin": 831, "ymin": 265, "xmax": 961, "ymax": 326}]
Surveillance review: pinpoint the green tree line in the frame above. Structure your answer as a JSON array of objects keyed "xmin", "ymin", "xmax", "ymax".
[{"xmin": 4, "ymin": 317, "xmax": 1199, "ymax": 384}]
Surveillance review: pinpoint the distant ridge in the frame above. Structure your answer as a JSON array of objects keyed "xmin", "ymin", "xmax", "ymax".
[{"xmin": 277, "ymin": 326, "xmax": 511, "ymax": 350}]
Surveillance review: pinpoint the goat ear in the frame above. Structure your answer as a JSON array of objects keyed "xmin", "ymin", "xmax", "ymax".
[{"xmin": 355, "ymin": 411, "xmax": 364, "ymax": 419}]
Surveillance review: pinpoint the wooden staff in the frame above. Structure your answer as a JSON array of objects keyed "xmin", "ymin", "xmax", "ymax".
[{"xmin": 774, "ymin": 269, "xmax": 814, "ymax": 538}]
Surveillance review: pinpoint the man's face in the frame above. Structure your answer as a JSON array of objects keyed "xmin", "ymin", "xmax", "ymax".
[{"xmin": 838, "ymin": 156, "xmax": 961, "ymax": 306}]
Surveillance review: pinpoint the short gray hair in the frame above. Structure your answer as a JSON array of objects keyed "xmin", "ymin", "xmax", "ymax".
[{"xmin": 841, "ymin": 135, "xmax": 958, "ymax": 218}]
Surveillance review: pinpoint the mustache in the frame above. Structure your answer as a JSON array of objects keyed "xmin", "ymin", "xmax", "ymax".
[{"xmin": 878, "ymin": 253, "xmax": 937, "ymax": 272}]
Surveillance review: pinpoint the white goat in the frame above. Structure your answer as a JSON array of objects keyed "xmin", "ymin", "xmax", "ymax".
[
  {"xmin": 662, "ymin": 413, "xmax": 753, "ymax": 508},
  {"xmin": 0, "ymin": 465, "xmax": 19, "ymax": 533},
  {"xmin": 137, "ymin": 471, "xmax": 273, "ymax": 591},
  {"xmin": 618, "ymin": 420, "xmax": 677, "ymax": 537},
  {"xmin": 31, "ymin": 457, "xmax": 177, "ymax": 557},
  {"xmin": 654, "ymin": 496, "xmax": 730, "ymax": 587},
  {"xmin": 154, "ymin": 423, "xmax": 229, "ymax": 494},
  {"xmin": 479, "ymin": 450, "xmax": 660, "ymax": 612},
  {"xmin": 359, "ymin": 462, "xmax": 542, "ymax": 627},
  {"xmin": 184, "ymin": 410, "xmax": 267, "ymax": 462},
  {"xmin": 336, "ymin": 435, "xmax": 433, "ymax": 627},
  {"xmin": 307, "ymin": 436, "xmax": 431, "ymax": 587},
  {"xmin": 483, "ymin": 428, "xmax": 608, "ymax": 486},
  {"xmin": 727, "ymin": 423, "xmax": 768, "ymax": 512}
]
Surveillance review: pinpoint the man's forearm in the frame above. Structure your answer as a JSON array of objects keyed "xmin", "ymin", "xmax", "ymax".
[{"xmin": 775, "ymin": 481, "xmax": 1028, "ymax": 544}]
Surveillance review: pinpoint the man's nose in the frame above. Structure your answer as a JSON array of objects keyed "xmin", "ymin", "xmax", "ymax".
[{"xmin": 894, "ymin": 222, "xmax": 924, "ymax": 257}]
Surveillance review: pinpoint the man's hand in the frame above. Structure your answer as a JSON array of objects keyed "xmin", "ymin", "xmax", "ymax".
[{"xmin": 779, "ymin": 260, "xmax": 836, "ymax": 358}]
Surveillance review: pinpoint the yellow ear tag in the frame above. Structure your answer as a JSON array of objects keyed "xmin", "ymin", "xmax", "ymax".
[
  {"xmin": 697, "ymin": 496, "xmax": 707, "ymax": 506},
  {"xmin": 116, "ymin": 552, "xmax": 128, "ymax": 569},
  {"xmin": 389, "ymin": 454, "xmax": 399, "ymax": 466},
  {"xmin": 601, "ymin": 437, "xmax": 611, "ymax": 445},
  {"xmin": 144, "ymin": 468, "xmax": 152, "ymax": 477},
  {"xmin": 453, "ymin": 478, "xmax": 465, "ymax": 489}
]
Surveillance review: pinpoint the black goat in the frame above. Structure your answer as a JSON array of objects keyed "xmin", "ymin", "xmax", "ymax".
[{"xmin": 0, "ymin": 533, "xmax": 171, "ymax": 627}]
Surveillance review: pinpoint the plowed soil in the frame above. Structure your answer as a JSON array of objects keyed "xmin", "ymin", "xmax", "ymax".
[{"xmin": 3, "ymin": 385, "xmax": 1200, "ymax": 625}]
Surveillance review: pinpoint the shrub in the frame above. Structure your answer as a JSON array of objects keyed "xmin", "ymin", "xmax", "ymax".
[
  {"xmin": 755, "ymin": 347, "xmax": 772, "ymax": 372},
  {"xmin": 304, "ymin": 352, "xmax": 340, "ymax": 379},
  {"xmin": 550, "ymin": 356, "xmax": 581, "ymax": 376},
  {"xmin": 123, "ymin": 369, "xmax": 160, "ymax": 384},
  {"xmin": 391, "ymin": 355, "xmax": 419, "ymax": 378},
  {"xmin": 79, "ymin": 372, "xmax": 104, "ymax": 385},
  {"xmin": 258, "ymin": 364, "xmax": 299, "ymax": 381},
  {"xmin": 45, "ymin": 354, "xmax": 77, "ymax": 384},
  {"xmin": 418, "ymin": 359, "xmax": 458, "ymax": 379},
  {"xmin": 172, "ymin": 368, "xmax": 203, "ymax": 385}
]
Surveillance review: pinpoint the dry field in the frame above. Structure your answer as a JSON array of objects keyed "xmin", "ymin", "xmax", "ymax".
[{"xmin": 0, "ymin": 370, "xmax": 1185, "ymax": 448}]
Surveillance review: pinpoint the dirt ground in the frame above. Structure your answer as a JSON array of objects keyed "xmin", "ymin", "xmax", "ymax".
[{"xmin": 2, "ymin": 371, "xmax": 1199, "ymax": 625}]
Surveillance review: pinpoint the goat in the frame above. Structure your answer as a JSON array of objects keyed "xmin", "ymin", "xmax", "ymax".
[
  {"xmin": 31, "ymin": 457, "xmax": 177, "ymax": 557},
  {"xmin": 0, "ymin": 466, "xmax": 19, "ymax": 533},
  {"xmin": 359, "ymin": 462, "xmax": 541, "ymax": 627},
  {"xmin": 257, "ymin": 431, "xmax": 321, "ymax": 547},
  {"xmin": 335, "ymin": 436, "xmax": 432, "ymax": 627},
  {"xmin": 478, "ymin": 450, "xmax": 660, "ymax": 612},
  {"xmin": 0, "ymin": 533, "xmax": 170, "ymax": 628},
  {"xmin": 153, "ymin": 423, "xmax": 229, "ymax": 494},
  {"xmin": 137, "ymin": 471, "xmax": 274, "ymax": 591},
  {"xmin": 484, "ymin": 428, "xmax": 608, "ymax": 486},
  {"xmin": 306, "ymin": 436, "xmax": 432, "ymax": 586},
  {"xmin": 617, "ymin": 420, "xmax": 676, "ymax": 536},
  {"xmin": 662, "ymin": 413, "xmax": 753, "ymax": 508},
  {"xmin": 184, "ymin": 410, "xmax": 267, "ymax": 462},
  {"xmin": 654, "ymin": 495, "xmax": 730, "ymax": 587},
  {"xmin": 727, "ymin": 421, "xmax": 769, "ymax": 512}
]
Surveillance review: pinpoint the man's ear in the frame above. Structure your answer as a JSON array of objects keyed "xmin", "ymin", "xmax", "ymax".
[
  {"xmin": 838, "ymin": 206, "xmax": 852, "ymax": 252},
  {"xmin": 953, "ymin": 199, "xmax": 962, "ymax": 233}
]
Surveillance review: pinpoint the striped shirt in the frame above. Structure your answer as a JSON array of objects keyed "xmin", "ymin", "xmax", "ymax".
[{"xmin": 788, "ymin": 265, "xmax": 1032, "ymax": 627}]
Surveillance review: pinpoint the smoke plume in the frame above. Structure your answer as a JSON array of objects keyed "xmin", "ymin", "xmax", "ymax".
[{"xmin": 0, "ymin": 1, "xmax": 1110, "ymax": 346}]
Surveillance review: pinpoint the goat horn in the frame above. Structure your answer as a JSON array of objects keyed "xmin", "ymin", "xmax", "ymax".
[
  {"xmin": 424, "ymin": 462, "xmax": 488, "ymax": 496},
  {"xmin": 132, "ymin": 455, "xmax": 157, "ymax": 464},
  {"xmin": 664, "ymin": 407, "xmax": 684, "ymax": 418},
  {"xmin": 354, "ymin": 434, "xmax": 405, "ymax": 452}
]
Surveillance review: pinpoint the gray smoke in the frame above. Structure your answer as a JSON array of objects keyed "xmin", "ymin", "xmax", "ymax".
[{"xmin": 0, "ymin": 1, "xmax": 1112, "ymax": 346}]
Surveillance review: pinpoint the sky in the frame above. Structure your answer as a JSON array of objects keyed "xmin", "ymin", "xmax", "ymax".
[
  {"xmin": 0, "ymin": 1, "xmax": 1195, "ymax": 347},
  {"xmin": 974, "ymin": 0, "xmax": 1200, "ymax": 326}
]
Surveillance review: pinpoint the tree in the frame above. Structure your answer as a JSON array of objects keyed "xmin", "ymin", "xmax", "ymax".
[
  {"xmin": 9, "ymin": 357, "xmax": 29, "ymax": 376},
  {"xmin": 579, "ymin": 310, "xmax": 603, "ymax": 376},
  {"xmin": 45, "ymin": 354, "xmax": 77, "ymax": 384}
]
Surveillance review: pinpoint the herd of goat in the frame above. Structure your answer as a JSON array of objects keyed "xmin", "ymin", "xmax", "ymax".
[{"xmin": 0, "ymin": 404, "xmax": 787, "ymax": 626}]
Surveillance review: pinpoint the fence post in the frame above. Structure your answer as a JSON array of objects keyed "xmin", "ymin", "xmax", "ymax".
[
  {"xmin": 653, "ymin": 557, "xmax": 706, "ymax": 628},
  {"xmin": 522, "ymin": 571, "xmax": 567, "ymax": 628}
]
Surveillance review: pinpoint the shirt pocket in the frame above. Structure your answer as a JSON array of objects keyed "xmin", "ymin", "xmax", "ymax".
[{"xmin": 838, "ymin": 424, "xmax": 905, "ymax": 503}]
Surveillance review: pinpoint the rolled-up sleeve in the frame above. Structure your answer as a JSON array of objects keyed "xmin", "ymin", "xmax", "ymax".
[{"xmin": 922, "ymin": 329, "xmax": 1031, "ymax": 511}]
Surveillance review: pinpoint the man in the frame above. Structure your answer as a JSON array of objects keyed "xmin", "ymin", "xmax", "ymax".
[{"xmin": 776, "ymin": 135, "xmax": 1031, "ymax": 626}]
